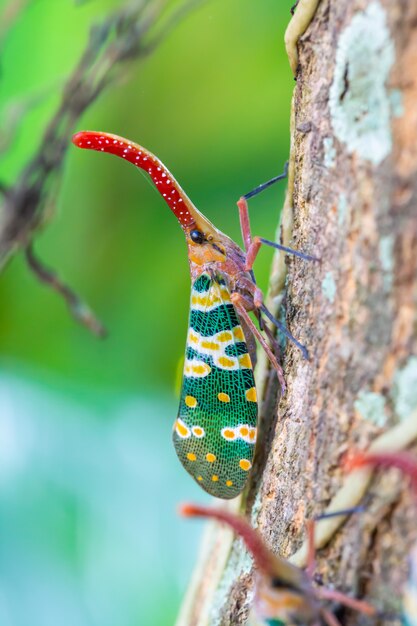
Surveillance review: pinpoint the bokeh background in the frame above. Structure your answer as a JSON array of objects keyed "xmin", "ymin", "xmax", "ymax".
[{"xmin": 0, "ymin": 1, "xmax": 294, "ymax": 624}]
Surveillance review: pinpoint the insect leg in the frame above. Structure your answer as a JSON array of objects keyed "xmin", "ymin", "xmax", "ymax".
[
  {"xmin": 244, "ymin": 236, "xmax": 318, "ymax": 272},
  {"xmin": 238, "ymin": 176, "xmax": 317, "ymax": 270},
  {"xmin": 236, "ymin": 274, "xmax": 264, "ymax": 309},
  {"xmin": 259, "ymin": 238, "xmax": 318, "ymax": 261},
  {"xmin": 317, "ymin": 587, "xmax": 377, "ymax": 617},
  {"xmin": 320, "ymin": 608, "xmax": 343, "ymax": 626},
  {"xmin": 260, "ymin": 303, "xmax": 309, "ymax": 360},
  {"xmin": 231, "ymin": 293, "xmax": 286, "ymax": 391},
  {"xmin": 305, "ymin": 507, "xmax": 366, "ymax": 587},
  {"xmin": 237, "ymin": 163, "xmax": 288, "ymax": 253},
  {"xmin": 262, "ymin": 322, "xmax": 282, "ymax": 358},
  {"xmin": 238, "ymin": 267, "xmax": 309, "ymax": 360},
  {"xmin": 315, "ymin": 506, "xmax": 366, "ymax": 520},
  {"xmin": 235, "ymin": 278, "xmax": 284, "ymax": 366},
  {"xmin": 237, "ymin": 196, "xmax": 253, "ymax": 253}
]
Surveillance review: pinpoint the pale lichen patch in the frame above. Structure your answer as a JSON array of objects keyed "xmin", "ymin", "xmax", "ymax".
[
  {"xmin": 354, "ymin": 390, "xmax": 387, "ymax": 426},
  {"xmin": 323, "ymin": 137, "xmax": 336, "ymax": 168},
  {"xmin": 338, "ymin": 194, "xmax": 348, "ymax": 227},
  {"xmin": 379, "ymin": 235, "xmax": 395, "ymax": 290},
  {"xmin": 329, "ymin": 2, "xmax": 395, "ymax": 165},
  {"xmin": 392, "ymin": 357, "xmax": 417, "ymax": 422},
  {"xmin": 389, "ymin": 89, "xmax": 404, "ymax": 118},
  {"xmin": 322, "ymin": 272, "xmax": 336, "ymax": 303}
]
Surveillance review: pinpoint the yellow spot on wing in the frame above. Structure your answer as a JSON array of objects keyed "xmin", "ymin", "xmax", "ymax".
[
  {"xmin": 221, "ymin": 428, "xmax": 236, "ymax": 440},
  {"xmin": 218, "ymin": 392, "xmax": 230, "ymax": 403},
  {"xmin": 218, "ymin": 356, "xmax": 236, "ymax": 368},
  {"xmin": 245, "ymin": 387, "xmax": 257, "ymax": 402},
  {"xmin": 201, "ymin": 340, "xmax": 220, "ymax": 351},
  {"xmin": 192, "ymin": 426, "xmax": 205, "ymax": 438},
  {"xmin": 226, "ymin": 480, "xmax": 233, "ymax": 487},
  {"xmin": 187, "ymin": 453, "xmax": 196, "ymax": 461},
  {"xmin": 191, "ymin": 294, "xmax": 221, "ymax": 308},
  {"xmin": 184, "ymin": 360, "xmax": 211, "ymax": 377},
  {"xmin": 206, "ymin": 453, "xmax": 216, "ymax": 463},
  {"xmin": 208, "ymin": 292, "xmax": 221, "ymax": 306},
  {"xmin": 185, "ymin": 395, "xmax": 197, "ymax": 408},
  {"xmin": 220, "ymin": 287, "xmax": 231, "ymax": 302},
  {"xmin": 175, "ymin": 419, "xmax": 191, "ymax": 439},
  {"xmin": 197, "ymin": 476, "xmax": 203, "ymax": 482},
  {"xmin": 233, "ymin": 326, "xmax": 244, "ymax": 341},
  {"xmin": 239, "ymin": 426, "xmax": 249, "ymax": 437},
  {"xmin": 211, "ymin": 475, "xmax": 219, "ymax": 482},
  {"xmin": 239, "ymin": 459, "xmax": 252, "ymax": 471},
  {"xmin": 239, "ymin": 353, "xmax": 252, "ymax": 368},
  {"xmin": 217, "ymin": 331, "xmax": 232, "ymax": 342}
]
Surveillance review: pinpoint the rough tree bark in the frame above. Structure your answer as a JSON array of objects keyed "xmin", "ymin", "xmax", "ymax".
[{"xmin": 176, "ymin": 1, "xmax": 417, "ymax": 624}]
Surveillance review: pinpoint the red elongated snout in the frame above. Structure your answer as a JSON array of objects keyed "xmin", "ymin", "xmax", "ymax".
[
  {"xmin": 72, "ymin": 130, "xmax": 213, "ymax": 233},
  {"xmin": 179, "ymin": 503, "xmax": 277, "ymax": 575}
]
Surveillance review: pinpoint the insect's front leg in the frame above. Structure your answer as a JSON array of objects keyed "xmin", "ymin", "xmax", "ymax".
[
  {"xmin": 237, "ymin": 167, "xmax": 317, "ymax": 272},
  {"xmin": 317, "ymin": 587, "xmax": 377, "ymax": 619},
  {"xmin": 235, "ymin": 272, "xmax": 309, "ymax": 361},
  {"xmin": 320, "ymin": 608, "xmax": 343, "ymax": 626},
  {"xmin": 243, "ymin": 233, "xmax": 317, "ymax": 272},
  {"xmin": 231, "ymin": 292, "xmax": 286, "ymax": 391},
  {"xmin": 237, "ymin": 162, "xmax": 288, "ymax": 255},
  {"xmin": 235, "ymin": 274, "xmax": 264, "ymax": 309},
  {"xmin": 237, "ymin": 196, "xmax": 253, "ymax": 254}
]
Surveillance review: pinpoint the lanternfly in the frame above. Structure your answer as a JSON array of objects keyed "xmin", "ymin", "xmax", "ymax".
[
  {"xmin": 180, "ymin": 503, "xmax": 377, "ymax": 625},
  {"xmin": 72, "ymin": 131, "xmax": 314, "ymax": 499}
]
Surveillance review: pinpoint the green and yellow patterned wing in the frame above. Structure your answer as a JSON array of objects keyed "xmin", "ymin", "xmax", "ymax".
[{"xmin": 172, "ymin": 272, "xmax": 258, "ymax": 499}]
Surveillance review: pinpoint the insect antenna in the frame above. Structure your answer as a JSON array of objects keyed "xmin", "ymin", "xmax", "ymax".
[{"xmin": 242, "ymin": 162, "xmax": 289, "ymax": 200}]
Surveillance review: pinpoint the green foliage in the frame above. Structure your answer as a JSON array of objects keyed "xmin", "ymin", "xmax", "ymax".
[{"xmin": 1, "ymin": 0, "xmax": 293, "ymax": 392}]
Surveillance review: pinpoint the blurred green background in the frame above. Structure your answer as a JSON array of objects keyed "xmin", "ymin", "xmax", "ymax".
[{"xmin": 0, "ymin": 0, "xmax": 293, "ymax": 624}]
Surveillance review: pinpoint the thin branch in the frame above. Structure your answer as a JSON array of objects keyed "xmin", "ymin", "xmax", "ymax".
[
  {"xmin": 0, "ymin": 0, "xmax": 32, "ymax": 52},
  {"xmin": 25, "ymin": 244, "xmax": 107, "ymax": 337},
  {"xmin": 0, "ymin": 0, "xmax": 207, "ymax": 334}
]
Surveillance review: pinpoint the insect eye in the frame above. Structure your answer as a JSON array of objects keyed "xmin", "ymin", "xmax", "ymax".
[{"xmin": 190, "ymin": 230, "xmax": 205, "ymax": 244}]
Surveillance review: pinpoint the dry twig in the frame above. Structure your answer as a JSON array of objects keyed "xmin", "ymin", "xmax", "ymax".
[{"xmin": 0, "ymin": 0, "xmax": 206, "ymax": 334}]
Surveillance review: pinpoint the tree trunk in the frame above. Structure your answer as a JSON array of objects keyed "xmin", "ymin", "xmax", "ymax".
[{"xmin": 176, "ymin": 1, "xmax": 417, "ymax": 624}]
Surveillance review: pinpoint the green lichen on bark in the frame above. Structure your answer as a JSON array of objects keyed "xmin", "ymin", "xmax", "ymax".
[{"xmin": 329, "ymin": 2, "xmax": 395, "ymax": 164}]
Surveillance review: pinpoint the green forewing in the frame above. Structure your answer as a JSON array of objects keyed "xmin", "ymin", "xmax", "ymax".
[{"xmin": 172, "ymin": 272, "xmax": 258, "ymax": 499}]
